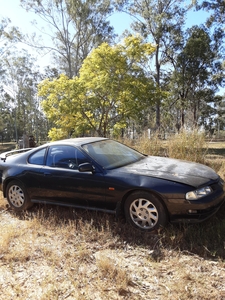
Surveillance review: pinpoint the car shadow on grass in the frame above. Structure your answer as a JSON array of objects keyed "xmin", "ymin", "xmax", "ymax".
[{"xmin": 7, "ymin": 201, "xmax": 225, "ymax": 261}]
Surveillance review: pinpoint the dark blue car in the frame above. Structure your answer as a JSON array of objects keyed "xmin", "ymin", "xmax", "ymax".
[{"xmin": 0, "ymin": 137, "xmax": 224, "ymax": 232}]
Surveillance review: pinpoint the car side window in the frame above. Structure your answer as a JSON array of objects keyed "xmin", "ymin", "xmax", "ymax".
[
  {"xmin": 46, "ymin": 145, "xmax": 89, "ymax": 169},
  {"xmin": 28, "ymin": 148, "xmax": 46, "ymax": 165}
]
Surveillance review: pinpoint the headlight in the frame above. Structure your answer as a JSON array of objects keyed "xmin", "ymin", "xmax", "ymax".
[
  {"xmin": 219, "ymin": 178, "xmax": 224, "ymax": 187},
  {"xmin": 186, "ymin": 186, "xmax": 213, "ymax": 200}
]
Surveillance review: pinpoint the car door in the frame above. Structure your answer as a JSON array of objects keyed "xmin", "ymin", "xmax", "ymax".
[
  {"xmin": 35, "ymin": 145, "xmax": 106, "ymax": 208},
  {"xmin": 16, "ymin": 147, "xmax": 47, "ymax": 198}
]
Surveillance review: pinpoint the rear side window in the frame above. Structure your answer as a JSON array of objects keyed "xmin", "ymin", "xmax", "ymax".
[{"xmin": 28, "ymin": 148, "xmax": 46, "ymax": 165}]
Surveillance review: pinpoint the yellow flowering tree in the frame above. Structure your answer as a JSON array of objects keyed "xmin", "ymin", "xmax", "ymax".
[{"xmin": 38, "ymin": 36, "xmax": 157, "ymax": 140}]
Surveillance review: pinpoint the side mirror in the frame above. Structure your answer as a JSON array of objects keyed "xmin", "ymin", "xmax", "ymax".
[{"xmin": 78, "ymin": 162, "xmax": 94, "ymax": 173}]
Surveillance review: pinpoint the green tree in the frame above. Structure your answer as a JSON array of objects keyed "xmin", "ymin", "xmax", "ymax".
[
  {"xmin": 39, "ymin": 36, "xmax": 157, "ymax": 139},
  {"xmin": 196, "ymin": 0, "xmax": 225, "ymax": 27},
  {"xmin": 170, "ymin": 26, "xmax": 223, "ymax": 129},
  {"xmin": 0, "ymin": 17, "xmax": 20, "ymax": 57},
  {"xmin": 0, "ymin": 94, "xmax": 12, "ymax": 142},
  {"xmin": 117, "ymin": 0, "xmax": 191, "ymax": 129},
  {"xmin": 1, "ymin": 50, "xmax": 47, "ymax": 142},
  {"xmin": 0, "ymin": 18, "xmax": 26, "ymax": 142},
  {"xmin": 216, "ymin": 97, "xmax": 225, "ymax": 133},
  {"xmin": 0, "ymin": 17, "xmax": 22, "ymax": 76}
]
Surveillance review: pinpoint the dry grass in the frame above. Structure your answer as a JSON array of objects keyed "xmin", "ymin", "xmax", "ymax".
[
  {"xmin": 0, "ymin": 196, "xmax": 225, "ymax": 299},
  {"xmin": 0, "ymin": 134, "xmax": 225, "ymax": 299}
]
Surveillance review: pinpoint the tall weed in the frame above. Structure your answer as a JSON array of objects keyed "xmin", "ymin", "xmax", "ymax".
[
  {"xmin": 121, "ymin": 134, "xmax": 164, "ymax": 156},
  {"xmin": 122, "ymin": 130, "xmax": 208, "ymax": 163},
  {"xmin": 166, "ymin": 130, "xmax": 207, "ymax": 163}
]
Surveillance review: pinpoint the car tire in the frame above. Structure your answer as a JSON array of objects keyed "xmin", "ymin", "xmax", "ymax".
[
  {"xmin": 124, "ymin": 192, "xmax": 168, "ymax": 231},
  {"xmin": 6, "ymin": 180, "xmax": 33, "ymax": 211}
]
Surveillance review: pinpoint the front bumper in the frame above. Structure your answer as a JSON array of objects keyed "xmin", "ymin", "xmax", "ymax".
[{"xmin": 168, "ymin": 178, "xmax": 225, "ymax": 223}]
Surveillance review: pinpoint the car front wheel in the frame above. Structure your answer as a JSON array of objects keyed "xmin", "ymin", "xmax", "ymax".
[
  {"xmin": 124, "ymin": 192, "xmax": 168, "ymax": 231},
  {"xmin": 6, "ymin": 180, "xmax": 33, "ymax": 211}
]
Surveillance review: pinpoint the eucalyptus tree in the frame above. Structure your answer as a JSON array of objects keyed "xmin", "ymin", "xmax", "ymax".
[
  {"xmin": 117, "ymin": 0, "xmax": 191, "ymax": 129},
  {"xmin": 0, "ymin": 17, "xmax": 9, "ymax": 129},
  {"xmin": 0, "ymin": 17, "xmax": 17, "ymax": 59},
  {"xmin": 0, "ymin": 93, "xmax": 12, "ymax": 142},
  {"xmin": 195, "ymin": 0, "xmax": 225, "ymax": 133},
  {"xmin": 195, "ymin": 0, "xmax": 225, "ymax": 78},
  {"xmin": 215, "ymin": 97, "xmax": 225, "ymax": 133},
  {"xmin": 170, "ymin": 26, "xmax": 223, "ymax": 129},
  {"xmin": 0, "ymin": 18, "xmax": 23, "ymax": 141},
  {"xmin": 196, "ymin": 0, "xmax": 225, "ymax": 27},
  {"xmin": 20, "ymin": 0, "xmax": 116, "ymax": 78},
  {"xmin": 0, "ymin": 18, "xmax": 9, "ymax": 63},
  {"xmin": 1, "ymin": 50, "xmax": 45, "ymax": 141},
  {"xmin": 0, "ymin": 18, "xmax": 18, "ymax": 76}
]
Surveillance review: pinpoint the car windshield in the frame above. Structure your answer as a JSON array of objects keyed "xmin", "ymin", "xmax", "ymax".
[{"xmin": 82, "ymin": 139, "xmax": 145, "ymax": 169}]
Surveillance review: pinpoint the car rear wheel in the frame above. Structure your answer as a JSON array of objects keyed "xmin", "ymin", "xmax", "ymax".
[
  {"xmin": 124, "ymin": 192, "xmax": 168, "ymax": 231},
  {"xmin": 6, "ymin": 180, "xmax": 33, "ymax": 211}
]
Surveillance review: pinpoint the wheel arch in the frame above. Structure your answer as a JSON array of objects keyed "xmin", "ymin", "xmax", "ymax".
[
  {"xmin": 120, "ymin": 188, "xmax": 169, "ymax": 219},
  {"xmin": 3, "ymin": 177, "xmax": 26, "ymax": 198},
  {"xmin": 5, "ymin": 178, "xmax": 33, "ymax": 211}
]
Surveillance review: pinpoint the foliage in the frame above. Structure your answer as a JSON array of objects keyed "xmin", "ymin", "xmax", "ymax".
[
  {"xmin": 20, "ymin": 0, "xmax": 116, "ymax": 78},
  {"xmin": 0, "ymin": 50, "xmax": 48, "ymax": 142},
  {"xmin": 168, "ymin": 26, "xmax": 224, "ymax": 130},
  {"xmin": 196, "ymin": 0, "xmax": 225, "ymax": 26},
  {"xmin": 39, "ymin": 36, "xmax": 157, "ymax": 140},
  {"xmin": 0, "ymin": 17, "xmax": 21, "ymax": 58},
  {"xmin": 118, "ymin": 0, "xmax": 191, "ymax": 128},
  {"xmin": 1, "ymin": 2, "xmax": 225, "ymax": 141}
]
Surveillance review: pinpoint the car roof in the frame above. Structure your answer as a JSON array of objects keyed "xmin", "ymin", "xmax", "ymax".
[
  {"xmin": 0, "ymin": 138, "xmax": 109, "ymax": 163},
  {"xmin": 47, "ymin": 137, "xmax": 108, "ymax": 147}
]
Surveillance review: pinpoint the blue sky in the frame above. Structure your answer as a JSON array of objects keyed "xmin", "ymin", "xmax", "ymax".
[
  {"xmin": 1, "ymin": 0, "xmax": 209, "ymax": 37},
  {"xmin": 0, "ymin": 0, "xmax": 215, "ymax": 74},
  {"xmin": 2, "ymin": 1, "xmax": 223, "ymax": 95},
  {"xmin": 0, "ymin": 0, "xmax": 131, "ymax": 35}
]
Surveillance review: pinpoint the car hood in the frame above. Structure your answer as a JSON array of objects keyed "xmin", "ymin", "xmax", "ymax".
[{"xmin": 121, "ymin": 156, "xmax": 218, "ymax": 187}]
